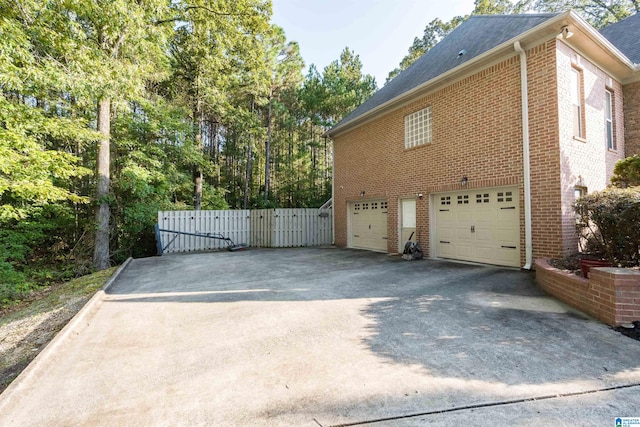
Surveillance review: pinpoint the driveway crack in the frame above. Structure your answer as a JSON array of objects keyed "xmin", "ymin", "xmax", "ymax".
[{"xmin": 328, "ymin": 382, "xmax": 640, "ymax": 426}]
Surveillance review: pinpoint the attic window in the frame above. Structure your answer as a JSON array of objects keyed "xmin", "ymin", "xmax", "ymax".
[{"xmin": 404, "ymin": 106, "xmax": 432, "ymax": 149}]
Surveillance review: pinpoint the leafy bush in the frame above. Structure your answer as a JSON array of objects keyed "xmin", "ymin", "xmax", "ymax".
[
  {"xmin": 574, "ymin": 187, "xmax": 640, "ymax": 267},
  {"xmin": 0, "ymin": 203, "xmax": 80, "ymax": 304},
  {"xmin": 201, "ymin": 185, "xmax": 230, "ymax": 210},
  {"xmin": 611, "ymin": 155, "xmax": 640, "ymax": 188},
  {"xmin": 0, "ymin": 262, "xmax": 30, "ymax": 305}
]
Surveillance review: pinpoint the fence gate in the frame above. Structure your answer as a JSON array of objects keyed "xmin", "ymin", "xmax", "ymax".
[{"xmin": 157, "ymin": 208, "xmax": 332, "ymax": 254}]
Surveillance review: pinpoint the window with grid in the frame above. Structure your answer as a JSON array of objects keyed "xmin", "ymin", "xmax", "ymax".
[
  {"xmin": 570, "ymin": 68, "xmax": 584, "ymax": 138},
  {"xmin": 404, "ymin": 107, "xmax": 432, "ymax": 149},
  {"xmin": 605, "ymin": 90, "xmax": 615, "ymax": 150}
]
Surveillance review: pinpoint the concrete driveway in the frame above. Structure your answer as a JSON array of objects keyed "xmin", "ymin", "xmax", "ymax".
[{"xmin": 1, "ymin": 248, "xmax": 639, "ymax": 426}]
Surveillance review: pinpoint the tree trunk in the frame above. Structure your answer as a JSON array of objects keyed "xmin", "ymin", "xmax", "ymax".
[
  {"xmin": 244, "ymin": 142, "xmax": 252, "ymax": 209},
  {"xmin": 194, "ymin": 105, "xmax": 203, "ymax": 210},
  {"xmin": 93, "ymin": 97, "xmax": 111, "ymax": 270},
  {"xmin": 194, "ymin": 170, "xmax": 203, "ymax": 210},
  {"xmin": 264, "ymin": 90, "xmax": 272, "ymax": 202}
]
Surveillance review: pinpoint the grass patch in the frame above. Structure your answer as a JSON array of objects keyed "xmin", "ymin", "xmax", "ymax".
[
  {"xmin": 0, "ymin": 267, "xmax": 117, "ymax": 392},
  {"xmin": 0, "ymin": 268, "xmax": 116, "ymax": 322}
]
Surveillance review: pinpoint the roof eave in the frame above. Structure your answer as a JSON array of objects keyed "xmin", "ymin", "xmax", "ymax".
[
  {"xmin": 327, "ymin": 10, "xmax": 639, "ymax": 139},
  {"xmin": 562, "ymin": 11, "xmax": 638, "ymax": 83},
  {"xmin": 326, "ymin": 12, "xmax": 572, "ymax": 139}
]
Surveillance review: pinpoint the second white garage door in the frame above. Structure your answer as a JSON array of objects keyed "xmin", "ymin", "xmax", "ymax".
[
  {"xmin": 349, "ymin": 200, "xmax": 388, "ymax": 251},
  {"xmin": 435, "ymin": 187, "xmax": 520, "ymax": 267}
]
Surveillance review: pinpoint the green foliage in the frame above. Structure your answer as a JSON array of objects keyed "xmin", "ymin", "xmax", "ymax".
[
  {"xmin": 0, "ymin": 204, "xmax": 77, "ymax": 303},
  {"xmin": 386, "ymin": 0, "xmax": 636, "ymax": 83},
  {"xmin": 611, "ymin": 155, "xmax": 640, "ymax": 188},
  {"xmin": 201, "ymin": 185, "xmax": 230, "ymax": 210},
  {"xmin": 574, "ymin": 187, "xmax": 640, "ymax": 267},
  {"xmin": 534, "ymin": 0, "xmax": 638, "ymax": 28},
  {"xmin": 0, "ymin": 99, "xmax": 93, "ymax": 220},
  {"xmin": 320, "ymin": 48, "xmax": 377, "ymax": 126},
  {"xmin": 6, "ymin": 0, "xmax": 633, "ymax": 302},
  {"xmin": 0, "ymin": 0, "xmax": 381, "ymax": 303}
]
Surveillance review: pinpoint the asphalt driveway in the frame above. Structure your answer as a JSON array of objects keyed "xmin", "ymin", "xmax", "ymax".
[{"xmin": 1, "ymin": 248, "xmax": 639, "ymax": 426}]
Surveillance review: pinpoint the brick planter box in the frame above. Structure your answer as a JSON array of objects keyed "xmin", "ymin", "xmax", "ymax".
[{"xmin": 535, "ymin": 258, "xmax": 640, "ymax": 326}]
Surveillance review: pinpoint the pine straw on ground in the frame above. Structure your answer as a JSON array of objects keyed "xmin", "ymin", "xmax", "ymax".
[{"xmin": 0, "ymin": 268, "xmax": 116, "ymax": 393}]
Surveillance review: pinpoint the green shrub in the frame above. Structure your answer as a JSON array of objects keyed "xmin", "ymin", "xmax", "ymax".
[
  {"xmin": 611, "ymin": 155, "xmax": 640, "ymax": 188},
  {"xmin": 574, "ymin": 187, "xmax": 640, "ymax": 267},
  {"xmin": 0, "ymin": 261, "xmax": 30, "ymax": 305}
]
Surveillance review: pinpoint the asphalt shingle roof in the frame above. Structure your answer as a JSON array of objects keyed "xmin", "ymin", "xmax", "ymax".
[
  {"xmin": 600, "ymin": 13, "xmax": 640, "ymax": 64},
  {"xmin": 332, "ymin": 13, "xmax": 559, "ymax": 133}
]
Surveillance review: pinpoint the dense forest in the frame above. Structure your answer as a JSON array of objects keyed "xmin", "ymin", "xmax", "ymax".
[{"xmin": 1, "ymin": 0, "xmax": 637, "ymax": 303}]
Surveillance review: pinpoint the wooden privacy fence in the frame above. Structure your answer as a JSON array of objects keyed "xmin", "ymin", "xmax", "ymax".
[{"xmin": 157, "ymin": 208, "xmax": 333, "ymax": 254}]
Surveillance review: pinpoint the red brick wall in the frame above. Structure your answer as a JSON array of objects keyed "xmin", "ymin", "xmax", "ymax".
[
  {"xmin": 527, "ymin": 41, "xmax": 562, "ymax": 259},
  {"xmin": 334, "ymin": 53, "xmax": 526, "ymax": 257},
  {"xmin": 555, "ymin": 42, "xmax": 626, "ymax": 255},
  {"xmin": 623, "ymin": 81, "xmax": 640, "ymax": 156},
  {"xmin": 535, "ymin": 259, "xmax": 640, "ymax": 326},
  {"xmin": 333, "ymin": 39, "xmax": 626, "ymax": 263}
]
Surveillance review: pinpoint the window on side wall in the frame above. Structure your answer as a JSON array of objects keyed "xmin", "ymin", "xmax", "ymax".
[
  {"xmin": 570, "ymin": 68, "xmax": 584, "ymax": 139},
  {"xmin": 404, "ymin": 106, "xmax": 432, "ymax": 149},
  {"xmin": 605, "ymin": 89, "xmax": 615, "ymax": 150},
  {"xmin": 575, "ymin": 186, "xmax": 588, "ymax": 251},
  {"xmin": 574, "ymin": 186, "xmax": 587, "ymax": 222}
]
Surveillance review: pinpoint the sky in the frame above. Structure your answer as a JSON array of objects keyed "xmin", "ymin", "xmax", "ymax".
[{"xmin": 271, "ymin": 0, "xmax": 477, "ymax": 85}]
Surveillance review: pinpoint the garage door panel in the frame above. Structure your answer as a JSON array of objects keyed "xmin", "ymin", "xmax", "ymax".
[
  {"xmin": 472, "ymin": 245, "xmax": 497, "ymax": 264},
  {"xmin": 495, "ymin": 228, "xmax": 518, "ymax": 243},
  {"xmin": 438, "ymin": 241, "xmax": 455, "ymax": 257},
  {"xmin": 474, "ymin": 208, "xmax": 493, "ymax": 224},
  {"xmin": 495, "ymin": 247, "xmax": 519, "ymax": 265},
  {"xmin": 457, "ymin": 210, "xmax": 473, "ymax": 222},
  {"xmin": 439, "ymin": 228, "xmax": 456, "ymax": 240},
  {"xmin": 456, "ymin": 244, "xmax": 473, "ymax": 258},
  {"xmin": 350, "ymin": 200, "xmax": 388, "ymax": 252},
  {"xmin": 497, "ymin": 208, "xmax": 518, "ymax": 222},
  {"xmin": 475, "ymin": 229, "xmax": 494, "ymax": 242},
  {"xmin": 455, "ymin": 230, "xmax": 472, "ymax": 241},
  {"xmin": 435, "ymin": 187, "xmax": 520, "ymax": 267}
]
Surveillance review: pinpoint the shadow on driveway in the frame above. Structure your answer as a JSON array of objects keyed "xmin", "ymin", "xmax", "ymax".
[
  {"xmin": 2, "ymin": 248, "xmax": 639, "ymax": 426},
  {"xmin": 107, "ymin": 248, "xmax": 640, "ymax": 388}
]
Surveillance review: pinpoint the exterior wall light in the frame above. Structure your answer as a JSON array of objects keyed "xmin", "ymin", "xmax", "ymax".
[
  {"xmin": 557, "ymin": 25, "xmax": 574, "ymax": 39},
  {"xmin": 360, "ymin": 191, "xmax": 366, "ymax": 197},
  {"xmin": 461, "ymin": 176, "xmax": 468, "ymax": 187}
]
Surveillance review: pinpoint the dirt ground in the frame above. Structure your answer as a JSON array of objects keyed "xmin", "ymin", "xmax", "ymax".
[{"xmin": 0, "ymin": 268, "xmax": 115, "ymax": 392}]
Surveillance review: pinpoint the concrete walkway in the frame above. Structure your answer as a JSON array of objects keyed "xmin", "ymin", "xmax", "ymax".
[{"xmin": 1, "ymin": 248, "xmax": 639, "ymax": 426}]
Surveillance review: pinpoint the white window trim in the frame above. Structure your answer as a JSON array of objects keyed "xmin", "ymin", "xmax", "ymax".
[
  {"xmin": 605, "ymin": 89, "xmax": 615, "ymax": 150},
  {"xmin": 404, "ymin": 106, "xmax": 432, "ymax": 149},
  {"xmin": 570, "ymin": 68, "xmax": 584, "ymax": 139}
]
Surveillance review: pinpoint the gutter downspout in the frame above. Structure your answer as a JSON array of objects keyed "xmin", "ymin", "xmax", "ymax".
[
  {"xmin": 331, "ymin": 139, "xmax": 335, "ymax": 245},
  {"xmin": 514, "ymin": 41, "xmax": 533, "ymax": 270}
]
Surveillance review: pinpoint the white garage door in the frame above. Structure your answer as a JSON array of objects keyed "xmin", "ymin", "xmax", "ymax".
[
  {"xmin": 349, "ymin": 199, "xmax": 388, "ymax": 251},
  {"xmin": 435, "ymin": 187, "xmax": 520, "ymax": 267}
]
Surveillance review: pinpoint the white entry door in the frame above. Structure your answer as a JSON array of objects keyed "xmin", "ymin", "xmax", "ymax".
[{"xmin": 400, "ymin": 199, "xmax": 416, "ymax": 250}]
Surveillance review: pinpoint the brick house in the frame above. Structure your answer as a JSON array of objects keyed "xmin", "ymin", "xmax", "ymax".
[{"xmin": 326, "ymin": 11, "xmax": 640, "ymax": 268}]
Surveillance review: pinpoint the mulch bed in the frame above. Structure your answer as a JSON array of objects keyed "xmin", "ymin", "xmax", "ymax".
[
  {"xmin": 614, "ymin": 321, "xmax": 640, "ymax": 341},
  {"xmin": 548, "ymin": 254, "xmax": 583, "ymax": 277}
]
